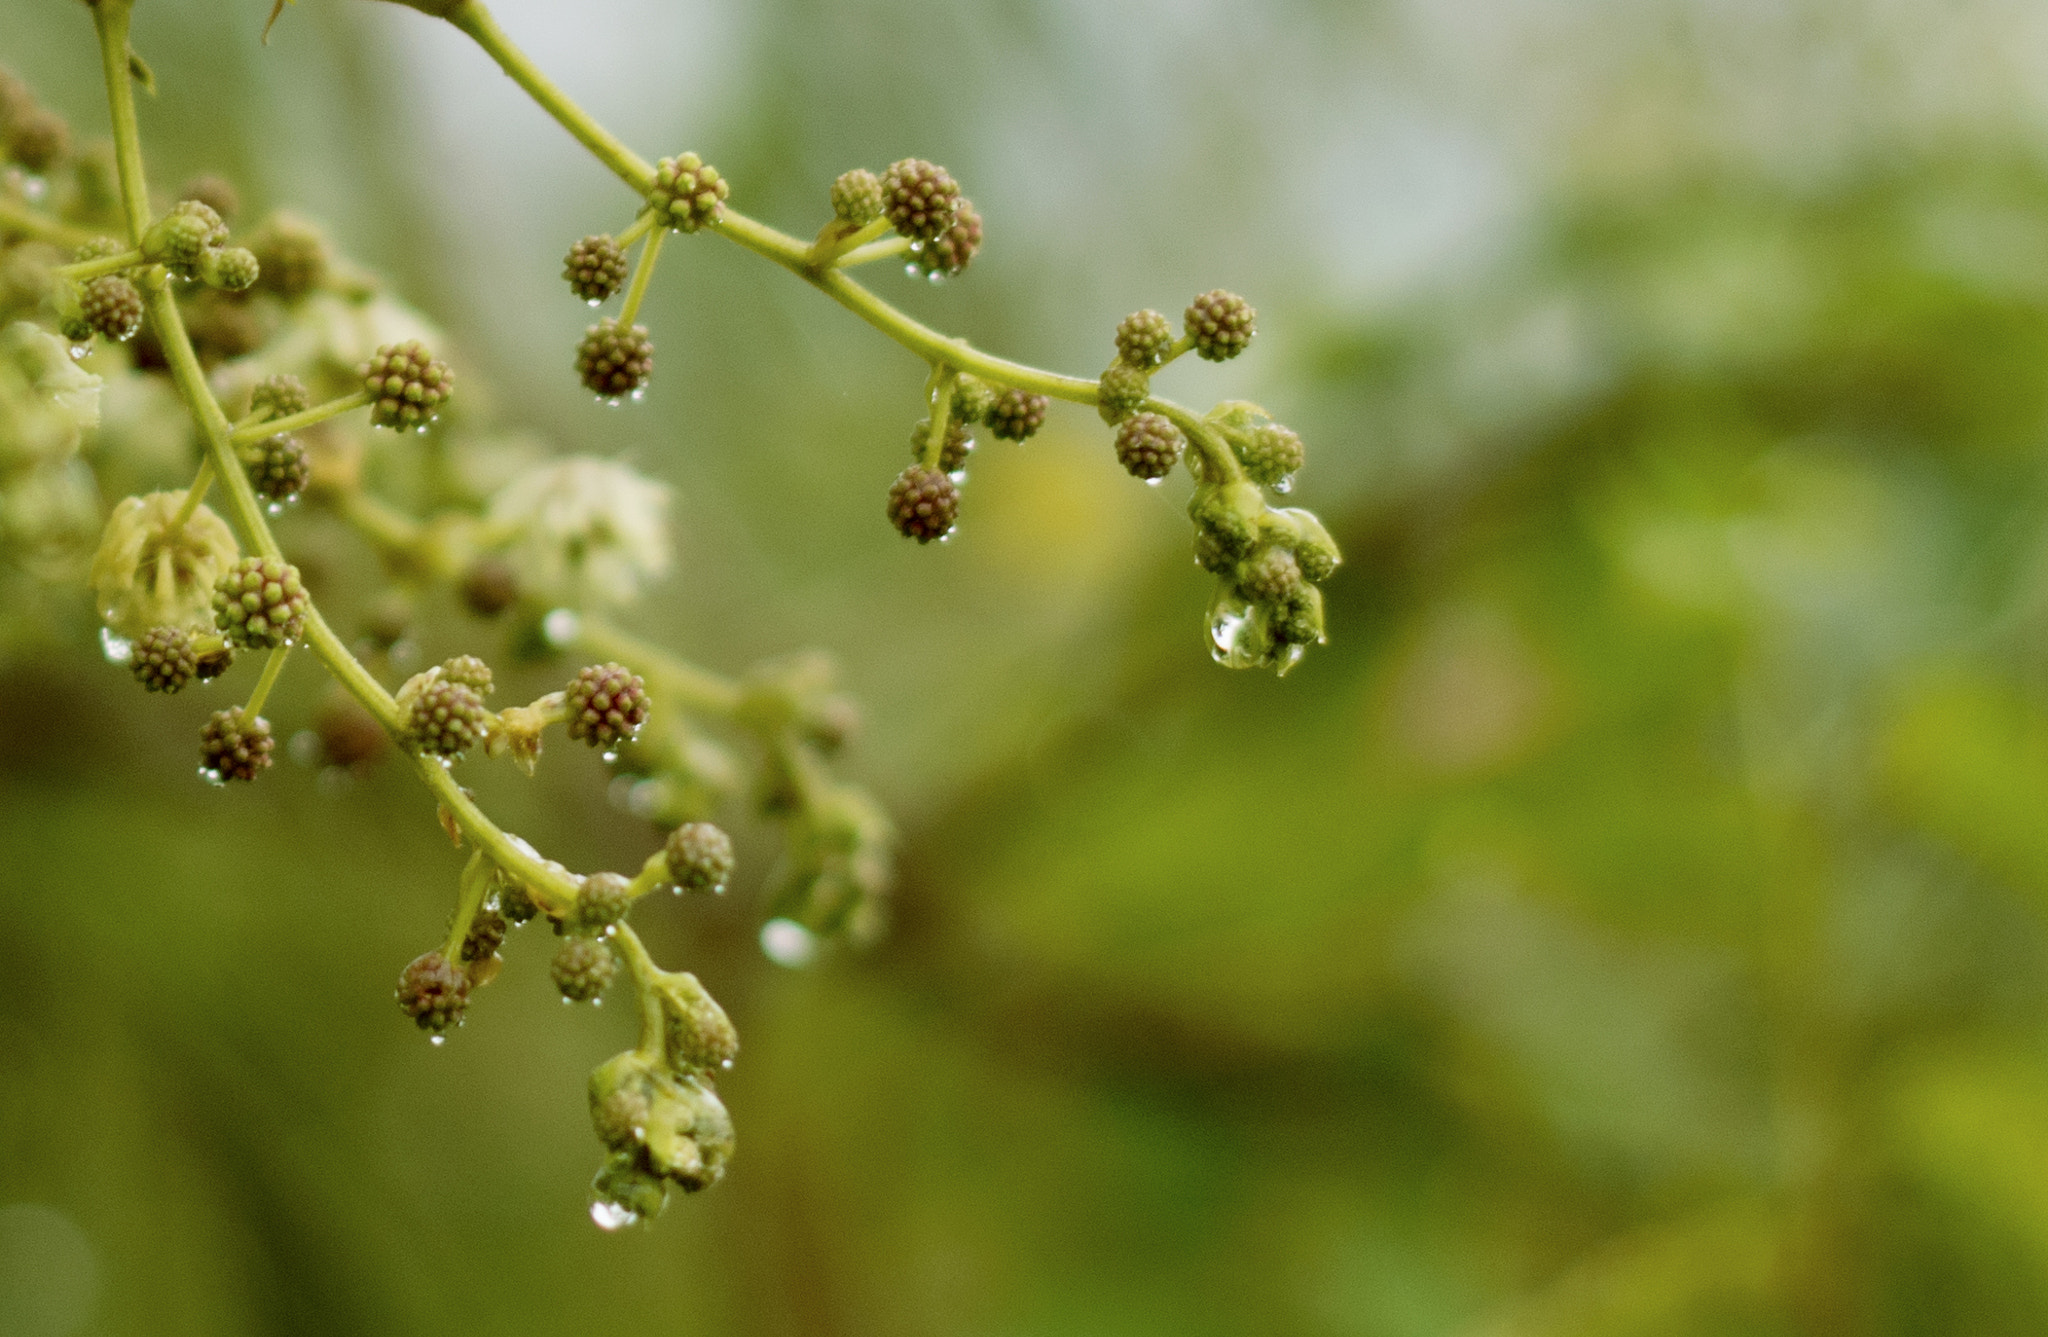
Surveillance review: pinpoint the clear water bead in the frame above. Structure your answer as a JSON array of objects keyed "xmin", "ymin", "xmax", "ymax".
[{"xmin": 760, "ymin": 918, "xmax": 819, "ymax": 968}]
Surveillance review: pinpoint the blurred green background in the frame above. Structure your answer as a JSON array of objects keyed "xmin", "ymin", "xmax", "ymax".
[{"xmin": 11, "ymin": 0, "xmax": 2048, "ymax": 1332}]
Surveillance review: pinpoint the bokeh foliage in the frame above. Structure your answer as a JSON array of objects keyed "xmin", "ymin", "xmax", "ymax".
[{"xmin": 9, "ymin": 1, "xmax": 2048, "ymax": 1334}]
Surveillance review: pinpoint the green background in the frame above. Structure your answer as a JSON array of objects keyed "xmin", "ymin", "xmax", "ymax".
[{"xmin": 10, "ymin": 1, "xmax": 2048, "ymax": 1333}]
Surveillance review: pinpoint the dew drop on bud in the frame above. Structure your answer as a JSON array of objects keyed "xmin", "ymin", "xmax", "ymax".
[
  {"xmin": 590, "ymin": 1201, "xmax": 638, "ymax": 1231},
  {"xmin": 1274, "ymin": 476, "xmax": 1294, "ymax": 495},
  {"xmin": 429, "ymin": 1034, "xmax": 445, "ymax": 1047},
  {"xmin": 100, "ymin": 628, "xmax": 133, "ymax": 664},
  {"xmin": 1145, "ymin": 477, "xmax": 1163, "ymax": 488},
  {"xmin": 760, "ymin": 917, "xmax": 819, "ymax": 968},
  {"xmin": 542, "ymin": 608, "xmax": 581, "ymax": 647}
]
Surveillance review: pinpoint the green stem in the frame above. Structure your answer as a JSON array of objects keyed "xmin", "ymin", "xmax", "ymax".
[
  {"xmin": 53, "ymin": 250, "xmax": 144, "ymax": 282},
  {"xmin": 0, "ymin": 197, "xmax": 97, "ymax": 249},
  {"xmin": 1152, "ymin": 399, "xmax": 1245, "ymax": 484},
  {"xmin": 574, "ymin": 616, "xmax": 743, "ymax": 718},
  {"xmin": 244, "ymin": 644, "xmax": 291, "ymax": 716},
  {"xmin": 834, "ymin": 234, "xmax": 912, "ymax": 269},
  {"xmin": 168, "ymin": 457, "xmax": 216, "ymax": 530},
  {"xmin": 442, "ymin": 848, "xmax": 491, "ymax": 961},
  {"xmin": 302, "ymin": 607, "xmax": 402, "ymax": 732},
  {"xmin": 230, "ymin": 389, "xmax": 372, "ymax": 447},
  {"xmin": 610, "ymin": 924, "xmax": 668, "ymax": 1058},
  {"xmin": 88, "ymin": 0, "xmax": 152, "ymax": 245},
  {"xmin": 616, "ymin": 225, "xmax": 665, "ymax": 328},
  {"xmin": 922, "ymin": 369, "xmax": 958, "ymax": 470},
  {"xmin": 624, "ymin": 849, "xmax": 669, "ymax": 902},
  {"xmin": 810, "ymin": 215, "xmax": 891, "ymax": 269},
  {"xmin": 443, "ymin": 0, "xmax": 655, "ymax": 193},
  {"xmin": 412, "ymin": 754, "xmax": 581, "ymax": 915},
  {"xmin": 615, "ymin": 208, "xmax": 656, "ymax": 249}
]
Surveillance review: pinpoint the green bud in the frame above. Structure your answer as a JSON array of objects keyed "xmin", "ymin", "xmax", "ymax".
[
  {"xmin": 1187, "ymin": 480, "xmax": 1265, "ymax": 561},
  {"xmin": 199, "ymin": 246, "xmax": 260, "ymax": 292},
  {"xmin": 653, "ymin": 970, "xmax": 739, "ymax": 1073}
]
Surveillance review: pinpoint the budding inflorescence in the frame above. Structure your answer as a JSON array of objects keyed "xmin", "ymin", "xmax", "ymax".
[
  {"xmin": 361, "ymin": 340, "xmax": 454, "ymax": 430},
  {"xmin": 651, "ymin": 152, "xmax": 728, "ymax": 233},
  {"xmin": 213, "ymin": 556, "xmax": 307, "ymax": 649},
  {"xmin": 576, "ymin": 318, "xmax": 654, "ymax": 399},
  {"xmin": 566, "ymin": 662, "xmax": 650, "ymax": 749},
  {"xmin": 563, "ymin": 234, "xmax": 629, "ymax": 303}
]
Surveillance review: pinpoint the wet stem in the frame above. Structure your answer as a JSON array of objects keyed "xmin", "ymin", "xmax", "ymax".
[{"xmin": 86, "ymin": 0, "xmax": 581, "ymax": 916}]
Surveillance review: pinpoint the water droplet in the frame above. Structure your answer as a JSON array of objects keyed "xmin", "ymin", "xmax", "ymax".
[
  {"xmin": 70, "ymin": 343, "xmax": 92, "ymax": 360},
  {"xmin": 100, "ymin": 628, "xmax": 133, "ymax": 664},
  {"xmin": 903, "ymin": 262, "xmax": 922, "ymax": 279},
  {"xmin": 948, "ymin": 469, "xmax": 967, "ymax": 484},
  {"xmin": 720, "ymin": 1058, "xmax": 734, "ymax": 1070},
  {"xmin": 591, "ymin": 997, "xmax": 603, "ymax": 1008},
  {"xmin": 429, "ymin": 1033, "xmax": 445, "ymax": 1047},
  {"xmin": 1273, "ymin": 475, "xmax": 1294, "ymax": 495},
  {"xmin": 925, "ymin": 271, "xmax": 945, "ymax": 285},
  {"xmin": 542, "ymin": 608, "xmax": 581, "ymax": 647},
  {"xmin": 937, "ymin": 528, "xmax": 955, "ymax": 544},
  {"xmin": 601, "ymin": 749, "xmax": 620, "ymax": 764},
  {"xmin": 23, "ymin": 175, "xmax": 48, "ymax": 203},
  {"xmin": 760, "ymin": 918, "xmax": 819, "ymax": 968},
  {"xmin": 1145, "ymin": 477, "xmax": 1163, "ymax": 488},
  {"xmin": 590, "ymin": 1201, "xmax": 638, "ymax": 1231},
  {"xmin": 197, "ymin": 766, "xmax": 225, "ymax": 788},
  {"xmin": 265, "ymin": 501, "xmax": 284, "ymax": 516},
  {"xmin": 627, "ymin": 779, "xmax": 667, "ymax": 820},
  {"xmin": 1275, "ymin": 643, "xmax": 1307, "ymax": 677},
  {"xmin": 585, "ymin": 297, "xmax": 603, "ymax": 308},
  {"xmin": 630, "ymin": 387, "xmax": 646, "ymax": 402}
]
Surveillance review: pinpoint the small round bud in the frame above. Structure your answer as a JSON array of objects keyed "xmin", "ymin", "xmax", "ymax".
[
  {"xmin": 1185, "ymin": 289, "xmax": 1255, "ymax": 362},
  {"xmin": 1194, "ymin": 528, "xmax": 1233, "ymax": 574},
  {"xmin": 460, "ymin": 556, "xmax": 519, "ymax": 618},
  {"xmin": 651, "ymin": 152, "xmax": 729, "ymax": 232},
  {"xmin": 78, "ymin": 276, "xmax": 142, "ymax": 342},
  {"xmin": 664, "ymin": 822, "xmax": 734, "ymax": 894},
  {"xmin": 1237, "ymin": 546, "xmax": 1303, "ymax": 604},
  {"xmin": 247, "ymin": 434, "xmax": 308, "ymax": 504},
  {"xmin": 405, "ymin": 677, "xmax": 487, "ymax": 758},
  {"xmin": 909, "ymin": 417, "xmax": 974, "ymax": 472},
  {"xmin": 949, "ymin": 375, "xmax": 994, "ymax": 424},
  {"xmin": 178, "ymin": 175, "xmax": 240, "ymax": 223},
  {"xmin": 248, "ymin": 213, "xmax": 329, "ymax": 300},
  {"xmin": 397, "ymin": 951, "xmax": 470, "ymax": 1032},
  {"xmin": 575, "ymin": 871, "xmax": 633, "ymax": 933},
  {"xmin": 360, "ymin": 340, "xmax": 453, "ymax": 430},
  {"xmin": 881, "ymin": 158, "xmax": 960, "ymax": 243},
  {"xmin": 1097, "ymin": 363, "xmax": 1150, "ymax": 424},
  {"xmin": 1271, "ymin": 585, "xmax": 1326, "ymax": 648},
  {"xmin": 199, "ymin": 246, "xmax": 260, "ymax": 292},
  {"xmin": 200, "ymin": 707, "xmax": 273, "ymax": 782},
  {"xmin": 576, "ymin": 318, "xmax": 654, "ymax": 399},
  {"xmin": 1189, "ymin": 481, "xmax": 1264, "ymax": 561},
  {"xmin": 655, "ymin": 972, "xmax": 739, "ymax": 1072},
  {"xmin": 250, "ymin": 374, "xmax": 310, "ymax": 421},
  {"xmin": 985, "ymin": 388, "xmax": 1049, "ymax": 442},
  {"xmin": 1114, "ymin": 309, "xmax": 1175, "ymax": 369},
  {"xmin": 141, "ymin": 200, "xmax": 228, "ymax": 272},
  {"xmin": 552, "ymin": 937, "xmax": 618, "ymax": 1002},
  {"xmin": 913, "ymin": 198, "xmax": 981, "ymax": 277},
  {"xmin": 212, "ymin": 556, "xmax": 308, "ymax": 649},
  {"xmin": 831, "ymin": 168, "xmax": 885, "ymax": 227},
  {"xmin": 131, "ymin": 625, "xmax": 197, "ymax": 693},
  {"xmin": 1234, "ymin": 423, "xmax": 1304, "ymax": 486},
  {"xmin": 497, "ymin": 881, "xmax": 539, "ymax": 925},
  {"xmin": 562, "ymin": 234, "xmax": 628, "ymax": 303},
  {"xmin": 887, "ymin": 464, "xmax": 958, "ymax": 543},
  {"xmin": 460, "ymin": 907, "xmax": 508, "ymax": 965},
  {"xmin": 439, "ymin": 654, "xmax": 494, "ymax": 696},
  {"xmin": 1114, "ymin": 412, "xmax": 1185, "ymax": 480},
  {"xmin": 566, "ymin": 662, "xmax": 650, "ymax": 749},
  {"xmin": 73, "ymin": 237, "xmax": 126, "ymax": 263},
  {"xmin": 7, "ymin": 106, "xmax": 69, "ymax": 173}
]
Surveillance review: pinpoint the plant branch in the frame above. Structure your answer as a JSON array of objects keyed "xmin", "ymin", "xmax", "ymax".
[
  {"xmin": 0, "ymin": 197, "xmax": 98, "ymax": 249},
  {"xmin": 230, "ymin": 389, "xmax": 372, "ymax": 446}
]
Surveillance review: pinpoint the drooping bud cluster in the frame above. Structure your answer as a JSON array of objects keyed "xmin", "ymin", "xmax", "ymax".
[
  {"xmin": 361, "ymin": 340, "xmax": 453, "ymax": 430},
  {"xmin": 1185, "ymin": 289, "xmax": 1255, "ymax": 362},
  {"xmin": 1115, "ymin": 412, "xmax": 1184, "ymax": 480},
  {"xmin": 665, "ymin": 822, "xmax": 734, "ymax": 894},
  {"xmin": 887, "ymin": 464, "xmax": 958, "ymax": 543},
  {"xmin": 396, "ymin": 951, "xmax": 470, "ymax": 1032},
  {"xmin": 249, "ymin": 373, "xmax": 310, "ymax": 421},
  {"xmin": 562, "ymin": 234, "xmax": 629, "ymax": 303},
  {"xmin": 552, "ymin": 937, "xmax": 617, "ymax": 1003},
  {"xmin": 566, "ymin": 662, "xmax": 650, "ymax": 749},
  {"xmin": 574, "ymin": 871, "xmax": 634, "ymax": 933},
  {"xmin": 212, "ymin": 556, "xmax": 307, "ymax": 649},
  {"xmin": 1186, "ymin": 443, "xmax": 1341, "ymax": 674},
  {"xmin": 651, "ymin": 152, "xmax": 729, "ymax": 232},
  {"xmin": 131, "ymin": 625, "xmax": 198, "ymax": 693},
  {"xmin": 1114, "ymin": 309, "xmax": 1175, "ymax": 369},
  {"xmin": 79, "ymin": 276, "xmax": 142, "ymax": 342},
  {"xmin": 200, "ymin": 707, "xmax": 274, "ymax": 783},
  {"xmin": 985, "ymin": 388, "xmax": 1048, "ymax": 442},
  {"xmin": 247, "ymin": 434, "xmax": 308, "ymax": 504},
  {"xmin": 576, "ymin": 318, "xmax": 654, "ymax": 399},
  {"xmin": 881, "ymin": 158, "xmax": 960, "ymax": 243},
  {"xmin": 913, "ymin": 198, "xmax": 982, "ymax": 277},
  {"xmin": 248, "ymin": 212, "xmax": 330, "ymax": 300},
  {"xmin": 830, "ymin": 168, "xmax": 884, "ymax": 228}
]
